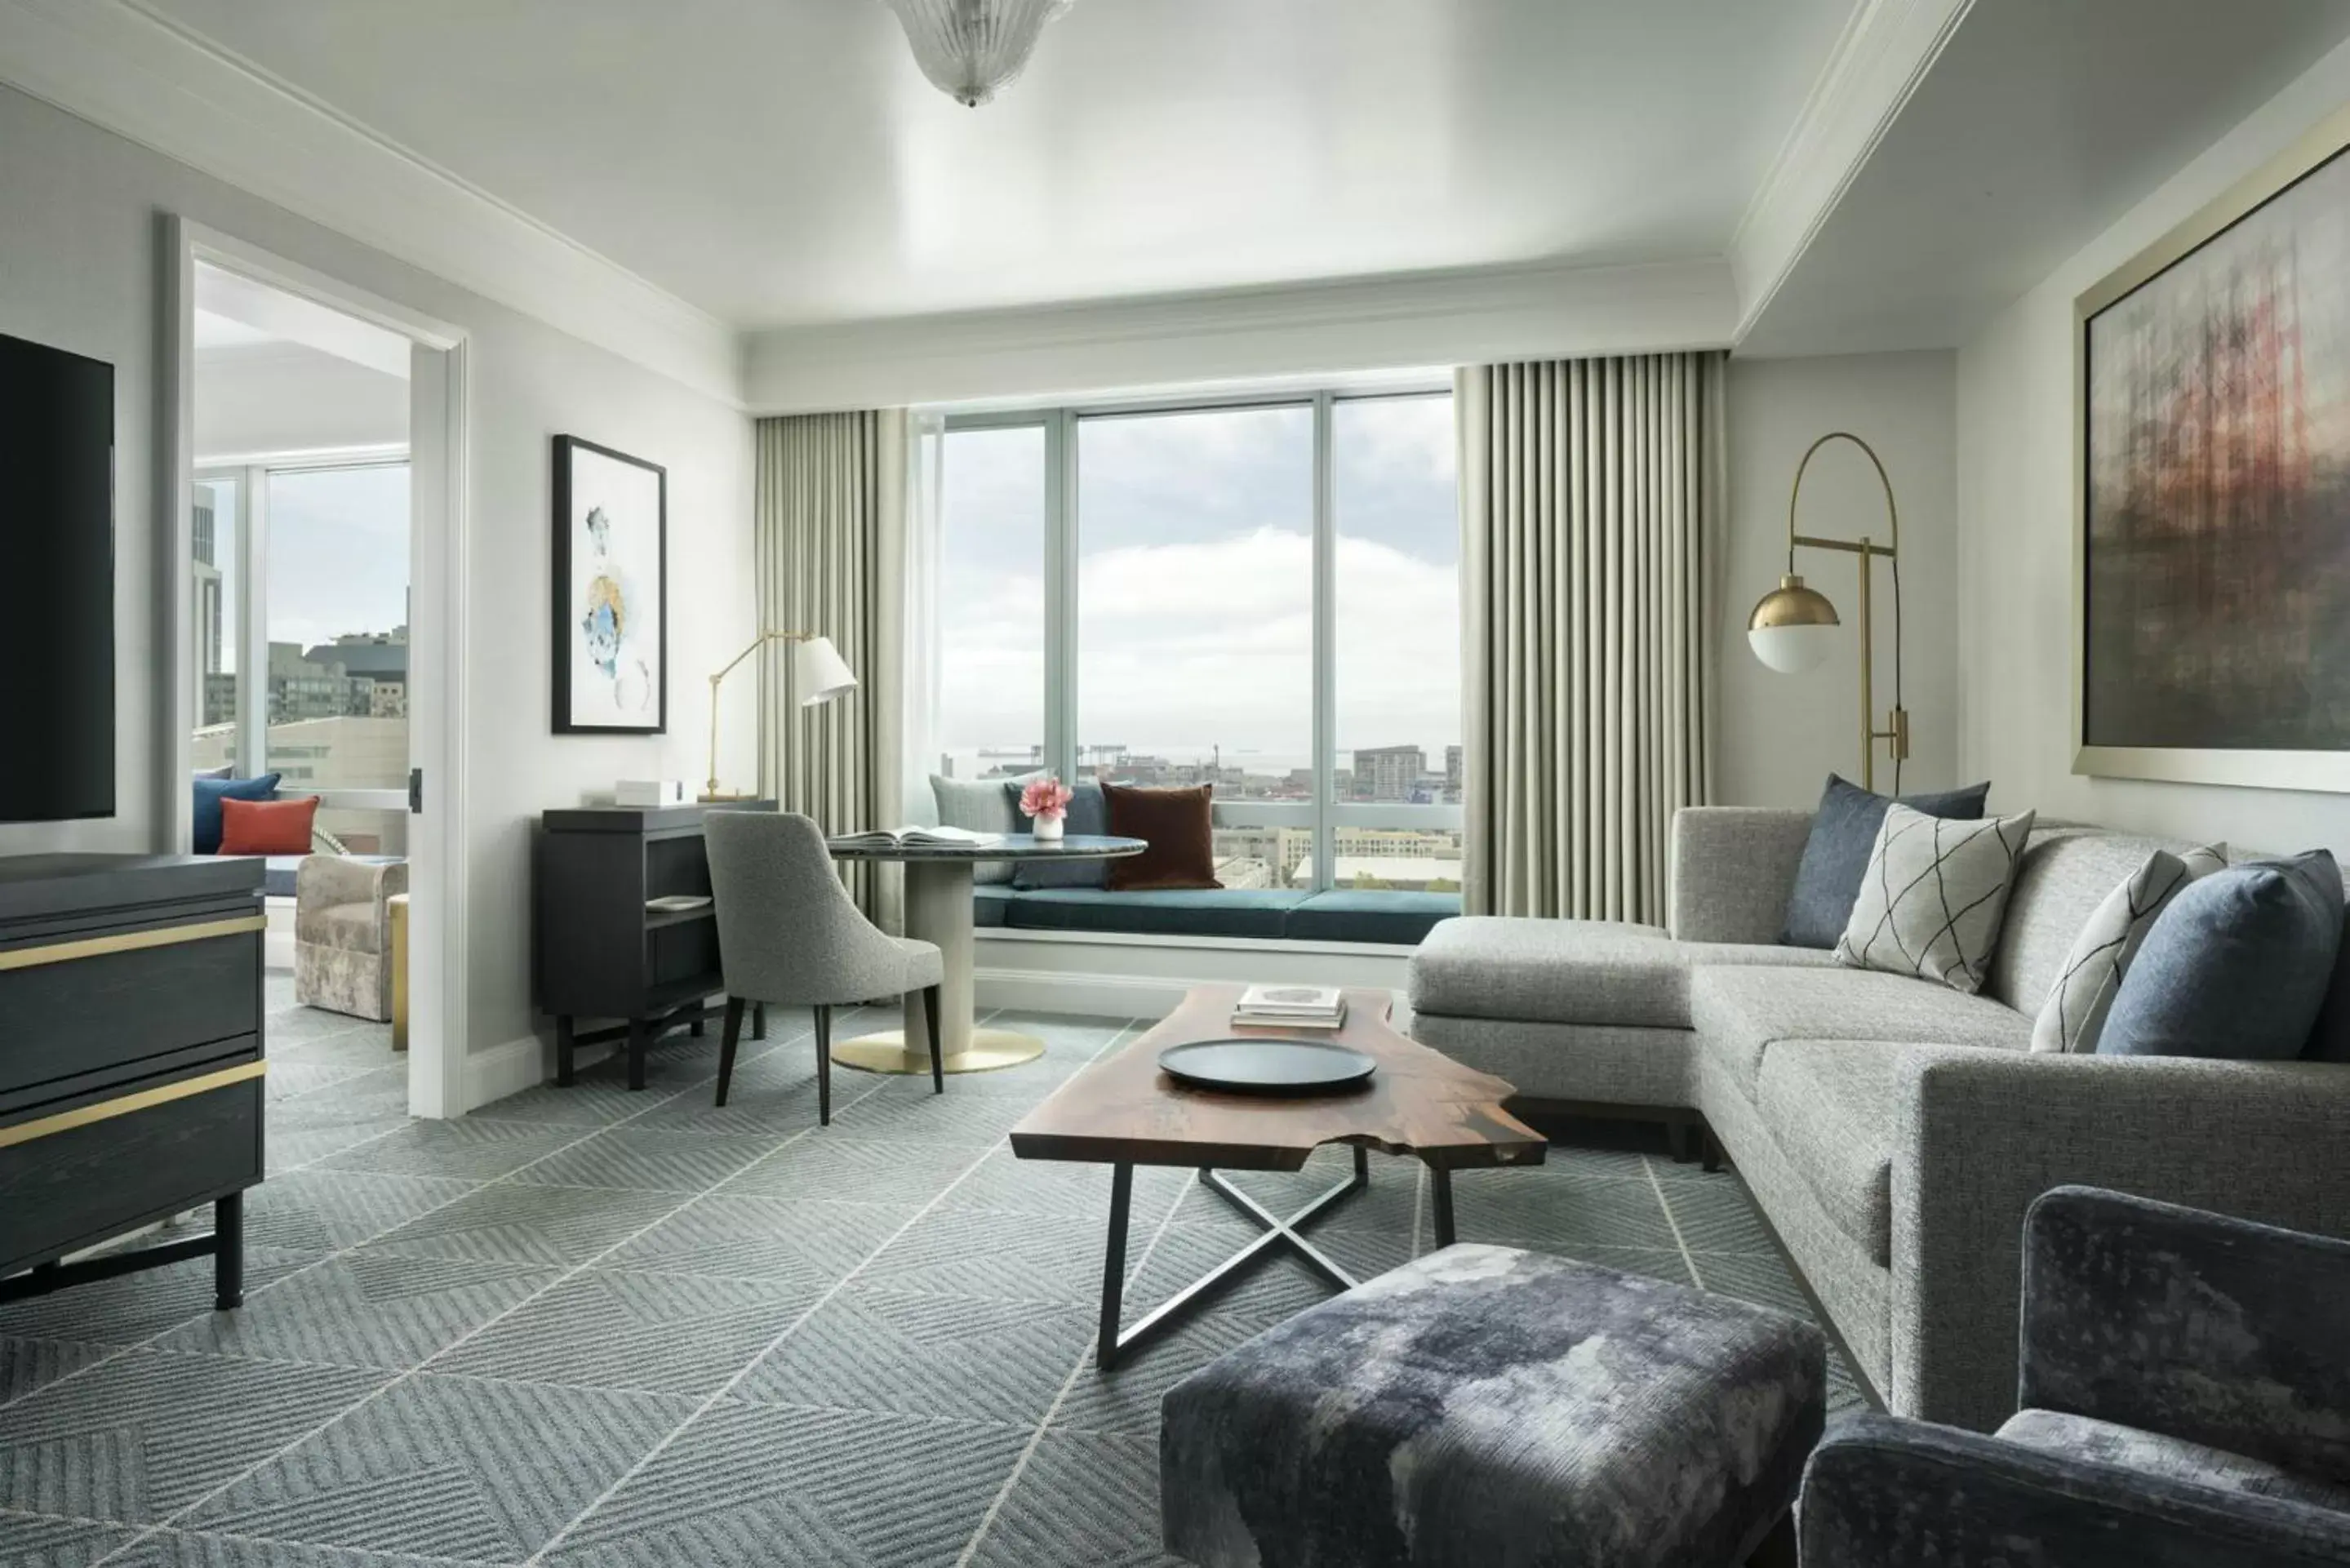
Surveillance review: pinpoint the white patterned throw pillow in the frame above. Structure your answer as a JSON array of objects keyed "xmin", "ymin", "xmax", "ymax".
[
  {"xmin": 2029, "ymin": 843, "xmax": 2227, "ymax": 1054},
  {"xmin": 1835, "ymin": 803, "xmax": 2038, "ymax": 993}
]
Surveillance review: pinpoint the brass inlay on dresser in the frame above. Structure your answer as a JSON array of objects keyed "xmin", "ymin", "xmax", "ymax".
[
  {"xmin": 0, "ymin": 1059, "xmax": 267, "ymax": 1150},
  {"xmin": 0, "ymin": 913, "xmax": 266, "ymax": 972}
]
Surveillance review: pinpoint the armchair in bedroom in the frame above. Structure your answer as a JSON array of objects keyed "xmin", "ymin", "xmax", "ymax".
[{"xmin": 1799, "ymin": 1186, "xmax": 2350, "ymax": 1566}]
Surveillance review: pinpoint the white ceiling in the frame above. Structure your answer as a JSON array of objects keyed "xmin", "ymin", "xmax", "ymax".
[
  {"xmin": 1740, "ymin": 0, "xmax": 2350, "ymax": 354},
  {"xmin": 136, "ymin": 0, "xmax": 1856, "ymax": 330}
]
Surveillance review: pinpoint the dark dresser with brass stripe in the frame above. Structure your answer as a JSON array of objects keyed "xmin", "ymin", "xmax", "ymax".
[{"xmin": 0, "ymin": 853, "xmax": 266, "ymax": 1309}]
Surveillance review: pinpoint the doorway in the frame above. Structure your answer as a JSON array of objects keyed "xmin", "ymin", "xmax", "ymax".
[{"xmin": 168, "ymin": 220, "xmax": 471, "ymax": 1118}]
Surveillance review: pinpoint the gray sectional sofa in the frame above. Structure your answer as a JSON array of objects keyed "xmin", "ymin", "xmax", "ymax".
[{"xmin": 1406, "ymin": 806, "xmax": 2350, "ymax": 1433}]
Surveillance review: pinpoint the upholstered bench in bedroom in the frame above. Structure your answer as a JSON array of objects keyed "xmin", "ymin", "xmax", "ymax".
[{"xmin": 1161, "ymin": 1244, "xmax": 1827, "ymax": 1568}]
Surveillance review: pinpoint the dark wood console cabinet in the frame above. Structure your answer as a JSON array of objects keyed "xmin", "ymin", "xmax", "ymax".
[
  {"xmin": 535, "ymin": 802, "xmax": 773, "ymax": 1090},
  {"xmin": 0, "ymin": 853, "xmax": 265, "ymax": 1310}
]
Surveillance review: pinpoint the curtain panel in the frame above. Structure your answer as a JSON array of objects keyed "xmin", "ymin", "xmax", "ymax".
[
  {"xmin": 1457, "ymin": 353, "xmax": 1723, "ymax": 923},
  {"xmin": 753, "ymin": 409, "xmax": 908, "ymax": 925}
]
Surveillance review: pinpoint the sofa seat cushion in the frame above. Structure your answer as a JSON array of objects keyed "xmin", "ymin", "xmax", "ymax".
[
  {"xmin": 1999, "ymin": 1410, "xmax": 2350, "ymax": 1514},
  {"xmin": 1408, "ymin": 916, "xmax": 1682, "ymax": 1027},
  {"xmin": 1753, "ymin": 1040, "xmax": 1913, "ymax": 1264},
  {"xmin": 1002, "ymin": 886, "xmax": 1308, "ymax": 939},
  {"xmin": 1286, "ymin": 890, "xmax": 1459, "ymax": 945},
  {"xmin": 1686, "ymin": 944, "xmax": 1843, "ymax": 971},
  {"xmin": 1690, "ymin": 965, "xmax": 2032, "ymax": 1099}
]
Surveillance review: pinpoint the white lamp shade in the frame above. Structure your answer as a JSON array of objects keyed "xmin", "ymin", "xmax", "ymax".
[
  {"xmin": 1748, "ymin": 622, "xmax": 1838, "ymax": 675},
  {"xmin": 793, "ymin": 635, "xmax": 858, "ymax": 705}
]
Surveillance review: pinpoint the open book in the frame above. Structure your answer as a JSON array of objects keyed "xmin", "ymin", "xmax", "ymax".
[{"xmin": 830, "ymin": 824, "xmax": 1006, "ymax": 850}]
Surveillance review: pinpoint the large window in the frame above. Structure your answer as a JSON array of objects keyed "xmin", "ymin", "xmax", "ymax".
[
  {"xmin": 192, "ymin": 456, "xmax": 411, "ymax": 855},
  {"xmin": 934, "ymin": 390, "xmax": 1460, "ymax": 894}
]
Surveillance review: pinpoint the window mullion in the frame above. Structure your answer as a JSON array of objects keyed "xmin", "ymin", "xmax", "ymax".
[
  {"xmin": 1312, "ymin": 392, "xmax": 1335, "ymax": 893},
  {"xmin": 1046, "ymin": 408, "xmax": 1077, "ymax": 784},
  {"xmin": 240, "ymin": 465, "xmax": 268, "ymax": 779}
]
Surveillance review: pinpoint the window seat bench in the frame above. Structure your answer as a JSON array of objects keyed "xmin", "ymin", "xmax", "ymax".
[{"xmin": 973, "ymin": 886, "xmax": 1459, "ymax": 945}]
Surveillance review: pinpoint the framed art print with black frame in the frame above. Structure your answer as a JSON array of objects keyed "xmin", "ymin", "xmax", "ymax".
[{"xmin": 553, "ymin": 433, "xmax": 667, "ymax": 735}]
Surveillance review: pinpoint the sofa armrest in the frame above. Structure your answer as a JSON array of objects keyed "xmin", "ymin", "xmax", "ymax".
[
  {"xmin": 1667, "ymin": 807, "xmax": 1810, "ymax": 944},
  {"xmin": 2021, "ymin": 1186, "xmax": 2350, "ymax": 1489},
  {"xmin": 1893, "ymin": 1052, "xmax": 2350, "ymax": 1433},
  {"xmin": 1800, "ymin": 1413, "xmax": 2350, "ymax": 1568}
]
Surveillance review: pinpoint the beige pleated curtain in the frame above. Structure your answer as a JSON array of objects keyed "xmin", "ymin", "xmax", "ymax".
[
  {"xmin": 754, "ymin": 410, "xmax": 907, "ymax": 924},
  {"xmin": 1457, "ymin": 353, "xmax": 1723, "ymax": 923}
]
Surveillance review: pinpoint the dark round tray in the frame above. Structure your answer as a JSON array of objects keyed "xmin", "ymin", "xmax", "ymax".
[{"xmin": 1157, "ymin": 1037, "xmax": 1377, "ymax": 1095}]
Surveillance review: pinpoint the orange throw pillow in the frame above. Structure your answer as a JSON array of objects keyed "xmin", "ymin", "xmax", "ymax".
[
  {"xmin": 217, "ymin": 795, "xmax": 318, "ymax": 855},
  {"xmin": 1102, "ymin": 782, "xmax": 1222, "ymax": 891}
]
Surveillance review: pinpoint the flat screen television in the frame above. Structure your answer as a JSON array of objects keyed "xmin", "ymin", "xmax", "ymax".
[{"xmin": 0, "ymin": 331, "xmax": 114, "ymax": 822}]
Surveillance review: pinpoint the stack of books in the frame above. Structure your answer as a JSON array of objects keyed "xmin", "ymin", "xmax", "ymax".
[{"xmin": 1232, "ymin": 984, "xmax": 1348, "ymax": 1031}]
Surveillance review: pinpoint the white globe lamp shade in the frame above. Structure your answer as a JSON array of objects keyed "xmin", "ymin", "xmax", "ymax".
[
  {"xmin": 1747, "ymin": 576, "xmax": 1841, "ymax": 674},
  {"xmin": 793, "ymin": 636, "xmax": 859, "ymax": 705}
]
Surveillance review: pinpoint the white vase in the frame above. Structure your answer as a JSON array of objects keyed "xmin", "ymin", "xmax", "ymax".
[{"xmin": 1033, "ymin": 813, "xmax": 1064, "ymax": 842}]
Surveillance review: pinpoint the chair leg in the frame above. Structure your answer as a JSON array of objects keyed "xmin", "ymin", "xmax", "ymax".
[
  {"xmin": 815, "ymin": 1004, "xmax": 833, "ymax": 1126},
  {"xmin": 922, "ymin": 984, "xmax": 944, "ymax": 1094},
  {"xmin": 714, "ymin": 997, "xmax": 747, "ymax": 1108}
]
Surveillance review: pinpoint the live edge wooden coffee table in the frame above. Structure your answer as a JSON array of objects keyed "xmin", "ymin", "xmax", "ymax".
[{"xmin": 1009, "ymin": 984, "xmax": 1547, "ymax": 1368}]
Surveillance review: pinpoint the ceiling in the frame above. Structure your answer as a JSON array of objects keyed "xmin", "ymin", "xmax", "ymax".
[
  {"xmin": 136, "ymin": 0, "xmax": 1855, "ymax": 330},
  {"xmin": 1740, "ymin": 0, "xmax": 2350, "ymax": 354}
]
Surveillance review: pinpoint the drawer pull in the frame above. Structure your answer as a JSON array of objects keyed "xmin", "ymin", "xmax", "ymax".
[
  {"xmin": 0, "ymin": 914, "xmax": 266, "ymax": 973},
  {"xmin": 0, "ymin": 1060, "xmax": 267, "ymax": 1150}
]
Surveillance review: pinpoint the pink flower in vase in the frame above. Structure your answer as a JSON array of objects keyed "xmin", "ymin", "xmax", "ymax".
[{"xmin": 1020, "ymin": 776, "xmax": 1073, "ymax": 823}]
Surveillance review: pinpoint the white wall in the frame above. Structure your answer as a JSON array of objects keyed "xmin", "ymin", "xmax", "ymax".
[
  {"xmin": 194, "ymin": 342, "xmax": 408, "ymax": 460},
  {"xmin": 1720, "ymin": 351, "xmax": 1959, "ymax": 807},
  {"xmin": 0, "ymin": 81, "xmax": 757, "ymax": 1076},
  {"xmin": 1956, "ymin": 36, "xmax": 2350, "ymax": 855}
]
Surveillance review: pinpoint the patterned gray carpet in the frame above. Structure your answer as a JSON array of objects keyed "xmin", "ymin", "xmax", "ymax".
[{"xmin": 0, "ymin": 978, "xmax": 1862, "ymax": 1566}]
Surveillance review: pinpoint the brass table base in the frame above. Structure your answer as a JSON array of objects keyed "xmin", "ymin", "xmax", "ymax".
[{"xmin": 833, "ymin": 1028, "xmax": 1046, "ymax": 1077}]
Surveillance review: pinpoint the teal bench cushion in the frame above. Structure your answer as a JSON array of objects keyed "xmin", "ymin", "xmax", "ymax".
[
  {"xmin": 1003, "ymin": 887, "xmax": 1308, "ymax": 939},
  {"xmin": 1286, "ymin": 890, "xmax": 1461, "ymax": 945},
  {"xmin": 974, "ymin": 886, "xmax": 1013, "ymax": 928}
]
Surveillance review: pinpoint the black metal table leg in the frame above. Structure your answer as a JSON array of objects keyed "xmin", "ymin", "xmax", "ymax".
[
  {"xmin": 626, "ymin": 1017, "xmax": 650, "ymax": 1090},
  {"xmin": 555, "ymin": 1015, "xmax": 576, "ymax": 1086},
  {"xmin": 214, "ymin": 1191, "xmax": 245, "ymax": 1309},
  {"xmin": 1429, "ymin": 1165, "xmax": 1456, "ymax": 1249},
  {"xmin": 1098, "ymin": 1163, "xmax": 1133, "ymax": 1368}
]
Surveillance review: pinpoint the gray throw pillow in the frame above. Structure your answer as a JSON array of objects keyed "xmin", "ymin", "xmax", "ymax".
[
  {"xmin": 1835, "ymin": 803, "xmax": 2037, "ymax": 994},
  {"xmin": 1782, "ymin": 774, "xmax": 1992, "ymax": 948},
  {"xmin": 1010, "ymin": 780, "xmax": 1109, "ymax": 890},
  {"xmin": 2100, "ymin": 851, "xmax": 2345, "ymax": 1061},
  {"xmin": 2303, "ymin": 891, "xmax": 2350, "ymax": 1063},
  {"xmin": 931, "ymin": 771, "xmax": 1036, "ymax": 886},
  {"xmin": 2030, "ymin": 843, "xmax": 2227, "ymax": 1054}
]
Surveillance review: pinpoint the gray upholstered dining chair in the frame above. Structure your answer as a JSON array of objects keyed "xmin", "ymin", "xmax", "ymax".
[{"xmin": 704, "ymin": 810, "xmax": 945, "ymax": 1124}]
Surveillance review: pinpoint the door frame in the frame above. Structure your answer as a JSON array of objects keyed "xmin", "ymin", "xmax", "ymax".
[{"xmin": 164, "ymin": 215, "xmax": 473, "ymax": 1119}]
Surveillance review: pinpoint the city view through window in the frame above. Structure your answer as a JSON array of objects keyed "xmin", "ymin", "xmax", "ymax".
[
  {"xmin": 936, "ymin": 393, "xmax": 1461, "ymax": 892},
  {"xmin": 192, "ymin": 460, "xmax": 411, "ymax": 854}
]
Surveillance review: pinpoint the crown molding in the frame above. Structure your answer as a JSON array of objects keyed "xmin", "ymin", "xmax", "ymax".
[
  {"xmin": 1728, "ymin": 0, "xmax": 1973, "ymax": 341},
  {"xmin": 744, "ymin": 256, "xmax": 1739, "ymax": 414},
  {"xmin": 0, "ymin": 0, "xmax": 741, "ymax": 404}
]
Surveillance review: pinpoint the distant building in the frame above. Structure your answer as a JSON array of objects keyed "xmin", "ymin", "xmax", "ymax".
[
  {"xmin": 1445, "ymin": 745, "xmax": 1463, "ymax": 796},
  {"xmin": 1353, "ymin": 744, "xmax": 1427, "ymax": 802}
]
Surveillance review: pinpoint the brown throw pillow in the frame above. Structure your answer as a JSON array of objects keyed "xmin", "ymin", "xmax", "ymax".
[{"xmin": 1102, "ymin": 782, "xmax": 1222, "ymax": 891}]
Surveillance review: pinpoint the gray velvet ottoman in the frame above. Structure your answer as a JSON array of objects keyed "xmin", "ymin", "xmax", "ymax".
[{"xmin": 1161, "ymin": 1244, "xmax": 1827, "ymax": 1567}]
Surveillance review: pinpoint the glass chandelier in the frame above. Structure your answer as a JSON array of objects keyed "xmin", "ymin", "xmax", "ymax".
[{"xmin": 880, "ymin": 0, "xmax": 1075, "ymax": 107}]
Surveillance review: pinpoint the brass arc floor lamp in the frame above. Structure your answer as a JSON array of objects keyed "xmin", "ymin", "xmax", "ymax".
[{"xmin": 1746, "ymin": 431, "xmax": 1909, "ymax": 793}]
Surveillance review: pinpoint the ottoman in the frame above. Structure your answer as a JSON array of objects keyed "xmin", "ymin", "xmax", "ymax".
[{"xmin": 1161, "ymin": 1244, "xmax": 1826, "ymax": 1567}]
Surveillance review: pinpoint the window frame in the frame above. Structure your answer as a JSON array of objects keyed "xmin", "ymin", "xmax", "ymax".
[
  {"xmin": 941, "ymin": 384, "xmax": 1460, "ymax": 894},
  {"xmin": 194, "ymin": 446, "xmax": 412, "ymax": 815}
]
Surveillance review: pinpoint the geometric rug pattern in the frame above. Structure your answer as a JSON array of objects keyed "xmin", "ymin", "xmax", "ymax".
[{"xmin": 0, "ymin": 975, "xmax": 1861, "ymax": 1566}]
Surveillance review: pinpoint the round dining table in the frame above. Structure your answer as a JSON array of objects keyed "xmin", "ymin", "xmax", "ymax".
[{"xmin": 824, "ymin": 833, "xmax": 1146, "ymax": 1074}]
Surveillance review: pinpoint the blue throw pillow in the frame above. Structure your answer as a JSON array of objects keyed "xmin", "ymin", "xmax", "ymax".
[
  {"xmin": 1780, "ymin": 774, "xmax": 1992, "ymax": 948},
  {"xmin": 1010, "ymin": 780, "xmax": 1109, "ymax": 890},
  {"xmin": 2100, "ymin": 851, "xmax": 2345, "ymax": 1061},
  {"xmin": 193, "ymin": 772, "xmax": 281, "ymax": 855}
]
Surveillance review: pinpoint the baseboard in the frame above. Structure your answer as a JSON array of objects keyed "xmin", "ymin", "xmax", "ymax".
[{"xmin": 464, "ymin": 1033, "xmax": 548, "ymax": 1112}]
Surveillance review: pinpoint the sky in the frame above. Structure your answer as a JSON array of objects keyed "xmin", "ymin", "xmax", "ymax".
[
  {"xmin": 205, "ymin": 462, "xmax": 411, "ymax": 671},
  {"xmin": 936, "ymin": 394, "xmax": 1459, "ymax": 771}
]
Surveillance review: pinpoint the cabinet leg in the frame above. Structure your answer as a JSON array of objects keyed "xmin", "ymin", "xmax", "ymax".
[
  {"xmin": 691, "ymin": 1013, "xmax": 706, "ymax": 1038},
  {"xmin": 627, "ymin": 1018, "xmax": 650, "ymax": 1091},
  {"xmin": 213, "ymin": 1192, "xmax": 245, "ymax": 1310},
  {"xmin": 815, "ymin": 1004, "xmax": 833, "ymax": 1126},
  {"xmin": 753, "ymin": 1002, "xmax": 767, "ymax": 1042},
  {"xmin": 556, "ymin": 1016, "xmax": 577, "ymax": 1086}
]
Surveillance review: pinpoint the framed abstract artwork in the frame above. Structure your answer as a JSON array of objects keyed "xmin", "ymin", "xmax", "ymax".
[
  {"xmin": 2075, "ymin": 104, "xmax": 2350, "ymax": 793},
  {"xmin": 552, "ymin": 434, "xmax": 667, "ymax": 735}
]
